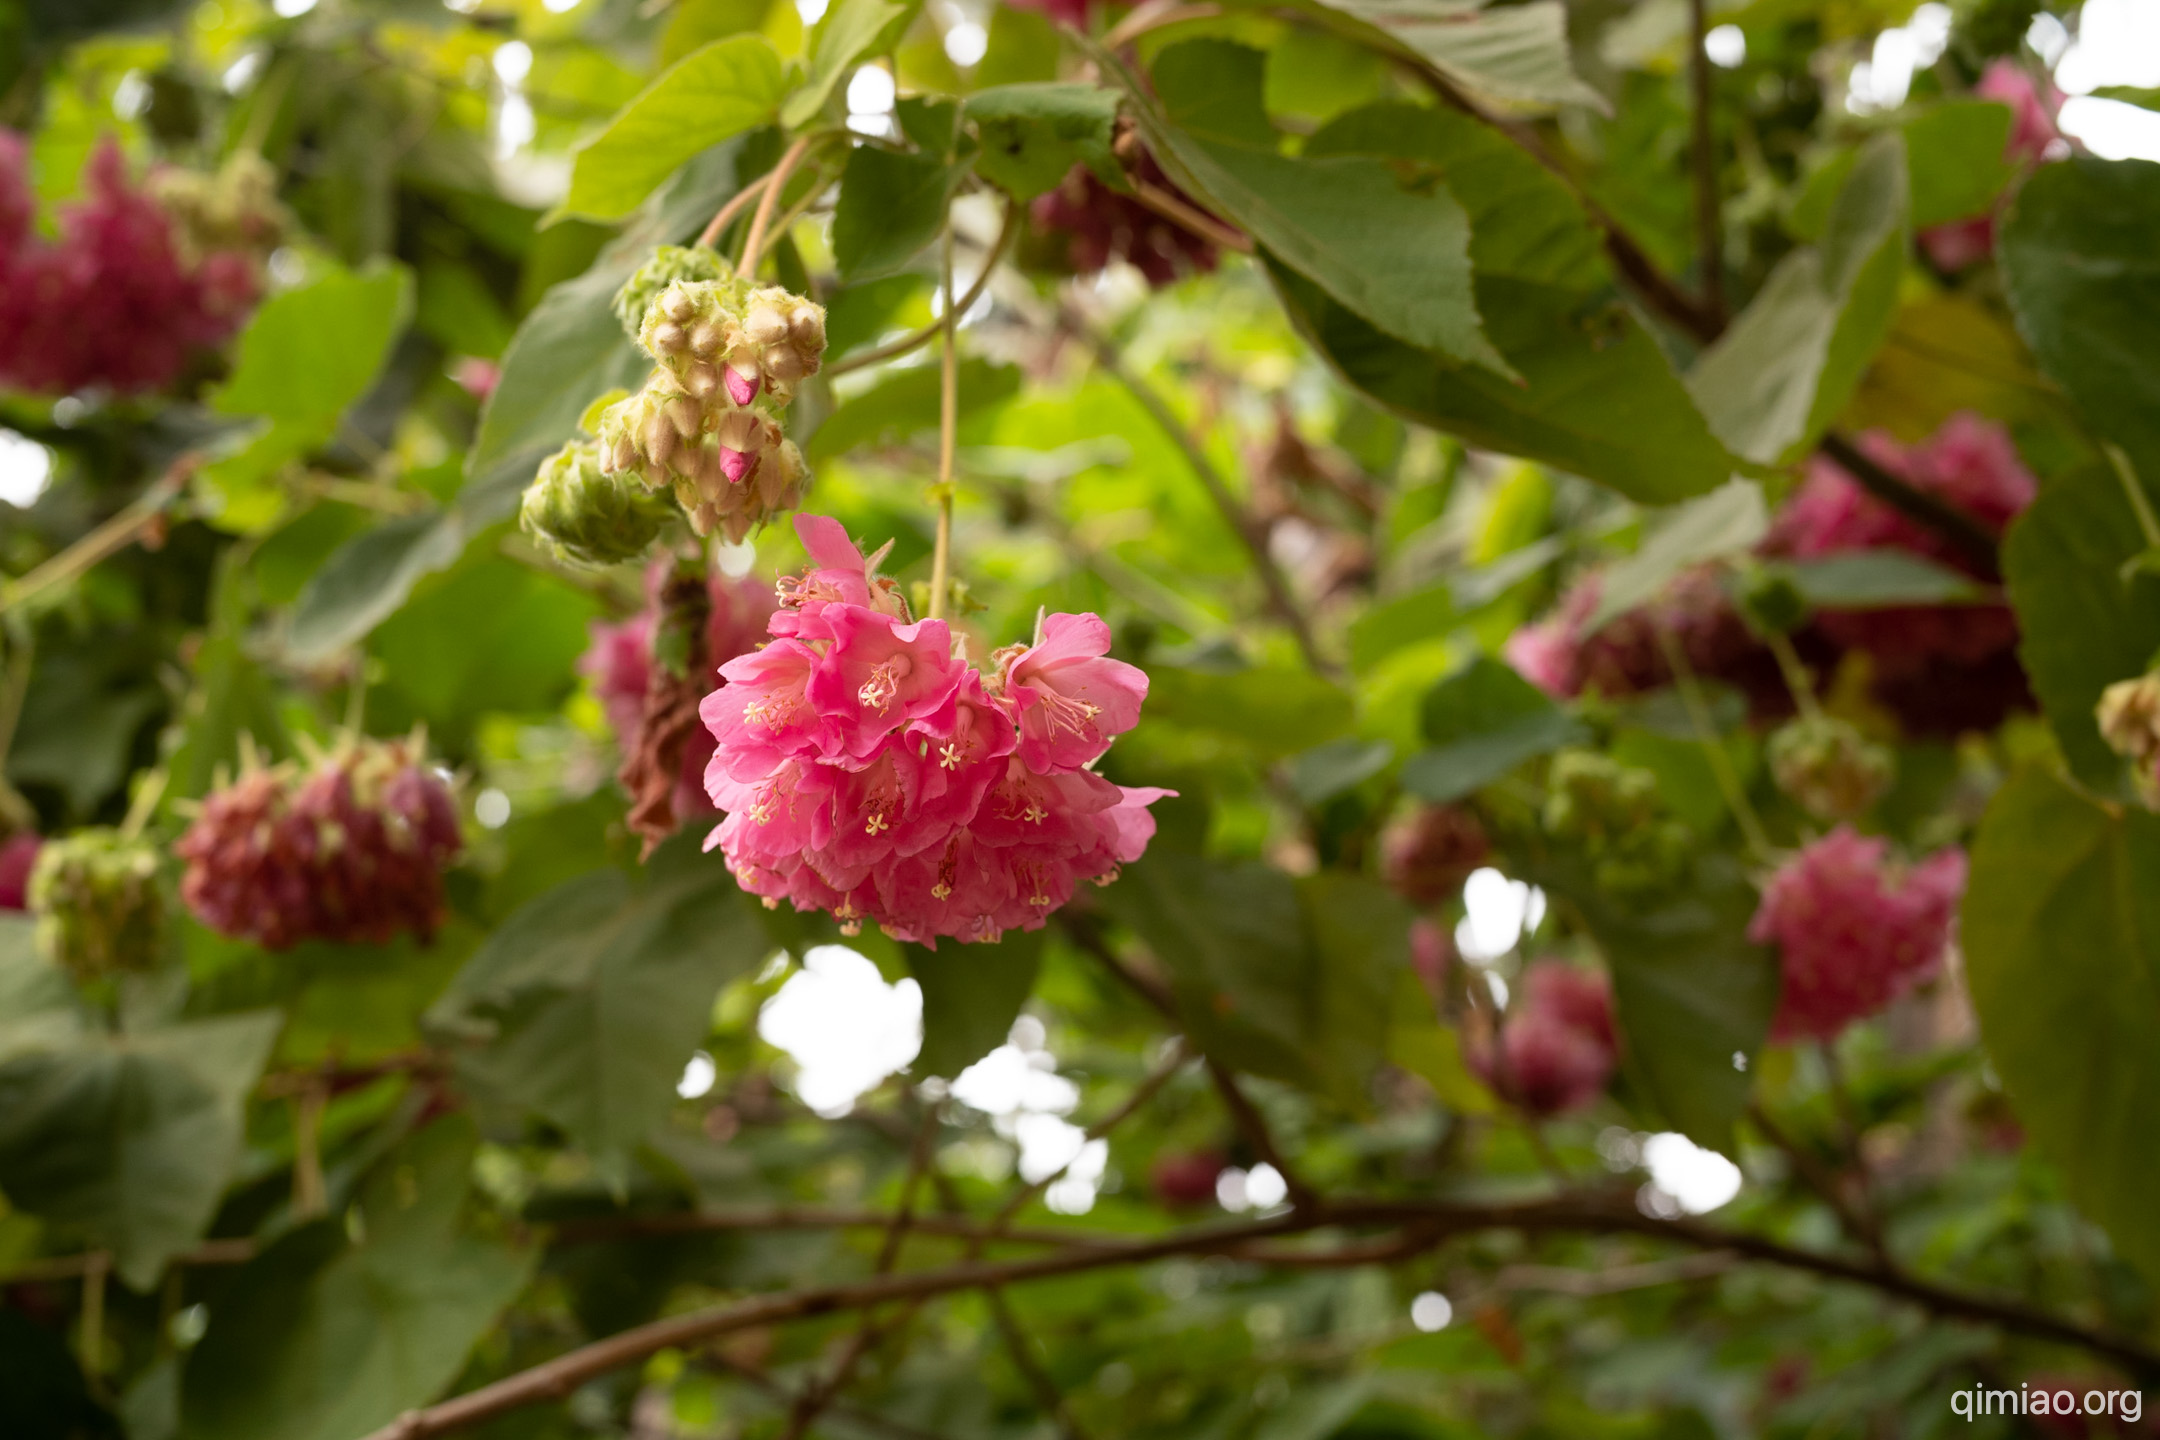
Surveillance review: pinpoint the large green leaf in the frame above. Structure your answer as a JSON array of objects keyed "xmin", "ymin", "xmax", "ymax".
[
  {"xmin": 1687, "ymin": 134, "xmax": 1909, "ymax": 467},
  {"xmin": 1776, "ymin": 549, "xmax": 1984, "ymax": 609},
  {"xmin": 1905, "ymin": 100, "xmax": 2015, "ymax": 228},
  {"xmin": 905, "ymin": 929, "xmax": 1046, "ymax": 1079},
  {"xmin": 1540, "ymin": 854, "xmax": 1776, "ymax": 1151},
  {"xmin": 807, "ymin": 357, "xmax": 1021, "ymax": 464},
  {"xmin": 1999, "ymin": 157, "xmax": 2160, "ymax": 478},
  {"xmin": 1588, "ymin": 480, "xmax": 1766, "ymax": 629},
  {"xmin": 965, "ymin": 82, "xmax": 1120, "ymax": 202},
  {"xmin": 1125, "ymin": 41, "xmax": 1506, "ymax": 377},
  {"xmin": 2002, "ymin": 461, "xmax": 2160, "ymax": 787},
  {"xmin": 1142, "ymin": 664, "xmax": 1355, "ymax": 757},
  {"xmin": 831, "ymin": 141, "xmax": 973, "ymax": 281},
  {"xmin": 179, "ymin": 1118, "xmax": 533, "ymax": 1440},
  {"xmin": 1401, "ymin": 655, "xmax": 1585, "ymax": 802},
  {"xmin": 1964, "ymin": 767, "xmax": 2160, "ymax": 1284},
  {"xmin": 557, "ymin": 36, "xmax": 785, "ymax": 222},
  {"xmin": 0, "ymin": 1011, "xmax": 280, "ymax": 1288},
  {"xmin": 1280, "ymin": 103, "xmax": 1730, "ymax": 504},
  {"xmin": 285, "ymin": 509, "xmax": 468, "ymax": 664},
  {"xmin": 426, "ymin": 837, "xmax": 768, "ymax": 1158},
  {"xmin": 782, "ymin": 0, "xmax": 913, "ymax": 129},
  {"xmin": 1105, "ymin": 853, "xmax": 1396, "ymax": 1109},
  {"xmin": 1305, "ymin": 0, "xmax": 1602, "ymax": 111},
  {"xmin": 0, "ymin": 918, "xmax": 82, "ymax": 1065}
]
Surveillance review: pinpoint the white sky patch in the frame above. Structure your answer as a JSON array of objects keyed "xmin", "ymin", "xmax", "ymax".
[
  {"xmin": 1639, "ymin": 1131, "xmax": 1743, "ymax": 1215},
  {"xmin": 1455, "ymin": 867, "xmax": 1545, "ymax": 963},
  {"xmin": 951, "ymin": 1018, "xmax": 1106, "ymax": 1214},
  {"xmin": 1410, "ymin": 1291, "xmax": 1454, "ymax": 1332},
  {"xmin": 273, "ymin": 0, "xmax": 317, "ymax": 16},
  {"xmin": 1215, "ymin": 1162, "xmax": 1288, "ymax": 1213},
  {"xmin": 678, "ymin": 1050, "xmax": 717, "ymax": 1099},
  {"xmin": 1704, "ymin": 24, "xmax": 1746, "ymax": 68},
  {"xmin": 796, "ymin": 0, "xmax": 831, "ymax": 22},
  {"xmin": 2061, "ymin": 96, "xmax": 2160, "ymax": 159},
  {"xmin": 2055, "ymin": 0, "xmax": 2160, "ymax": 95},
  {"xmin": 474, "ymin": 788, "xmax": 511, "ymax": 829},
  {"xmin": 847, "ymin": 64, "xmax": 897, "ymax": 138},
  {"xmin": 758, "ymin": 946, "xmax": 922, "ymax": 1117},
  {"xmin": 0, "ymin": 431, "xmax": 53, "ymax": 509},
  {"xmin": 492, "ymin": 40, "xmax": 534, "ymax": 86},
  {"xmin": 944, "ymin": 20, "xmax": 988, "ymax": 66},
  {"xmin": 1847, "ymin": 1, "xmax": 1952, "ymax": 112}
]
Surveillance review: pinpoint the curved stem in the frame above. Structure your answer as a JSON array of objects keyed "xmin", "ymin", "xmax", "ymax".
[
  {"xmin": 1654, "ymin": 626, "xmax": 1774, "ymax": 861},
  {"xmin": 1763, "ymin": 629, "xmax": 1823, "ymax": 722},
  {"xmin": 2, "ymin": 455, "xmax": 197, "ymax": 616},
  {"xmin": 2106, "ymin": 443, "xmax": 2160, "ymax": 551},
  {"xmin": 927, "ymin": 223, "xmax": 959, "ymax": 621},
  {"xmin": 828, "ymin": 200, "xmax": 1017, "ymax": 378},
  {"xmin": 696, "ymin": 171, "xmax": 774, "ymax": 250},
  {"xmin": 1817, "ymin": 431, "xmax": 2001, "ymax": 579},
  {"xmin": 739, "ymin": 132, "xmax": 818, "ymax": 276}
]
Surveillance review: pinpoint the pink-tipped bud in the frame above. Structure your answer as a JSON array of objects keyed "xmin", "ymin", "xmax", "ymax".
[
  {"xmin": 719, "ymin": 446, "xmax": 757, "ymax": 484},
  {"xmin": 742, "ymin": 304, "xmax": 789, "ymax": 346},
  {"xmin": 724, "ymin": 364, "xmax": 760, "ymax": 407}
]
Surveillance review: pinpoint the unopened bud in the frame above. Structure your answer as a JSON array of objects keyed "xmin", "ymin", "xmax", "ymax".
[
  {"xmin": 614, "ymin": 246, "xmax": 730, "ymax": 340},
  {"xmin": 520, "ymin": 439, "xmax": 677, "ymax": 568},
  {"xmin": 28, "ymin": 828, "xmax": 164, "ymax": 980},
  {"xmin": 2098, "ymin": 673, "xmax": 2160, "ymax": 768},
  {"xmin": 1767, "ymin": 714, "xmax": 1894, "ymax": 822}
]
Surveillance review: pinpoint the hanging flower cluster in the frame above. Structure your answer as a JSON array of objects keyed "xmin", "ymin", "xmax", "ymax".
[
  {"xmin": 1379, "ymin": 803, "xmax": 1489, "ymax": 908},
  {"xmin": 0, "ymin": 136, "xmax": 284, "ymax": 395},
  {"xmin": 1507, "ymin": 413, "xmax": 2038, "ymax": 735},
  {"xmin": 1918, "ymin": 61, "xmax": 2064, "ymax": 272},
  {"xmin": 582, "ymin": 558, "xmax": 776, "ymax": 835},
  {"xmin": 1032, "ymin": 149, "xmax": 1222, "ymax": 289},
  {"xmin": 176, "ymin": 736, "xmax": 462, "ymax": 950},
  {"xmin": 0, "ymin": 831, "xmax": 39, "ymax": 910},
  {"xmin": 591, "ymin": 251, "xmax": 826, "ymax": 544},
  {"xmin": 701, "ymin": 516, "xmax": 1169, "ymax": 945},
  {"xmin": 1470, "ymin": 962, "xmax": 1618, "ymax": 1117},
  {"xmin": 1748, "ymin": 827, "xmax": 1966, "ymax": 1042},
  {"xmin": 27, "ymin": 828, "xmax": 164, "ymax": 980}
]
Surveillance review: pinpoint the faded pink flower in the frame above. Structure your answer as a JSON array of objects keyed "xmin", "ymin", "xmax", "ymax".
[{"xmin": 1749, "ymin": 826, "xmax": 1966, "ymax": 1042}]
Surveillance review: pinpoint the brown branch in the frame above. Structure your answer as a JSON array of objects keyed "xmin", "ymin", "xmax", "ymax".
[
  {"xmin": 548, "ymin": 1206, "xmax": 1125, "ymax": 1254},
  {"xmin": 1685, "ymin": 0, "xmax": 1725, "ymax": 325},
  {"xmin": 707, "ymin": 1353, "xmax": 949, "ymax": 1440},
  {"xmin": 361, "ymin": 1195, "xmax": 2160, "ymax": 1438},
  {"xmin": 2, "ymin": 454, "xmax": 198, "ymax": 616},
  {"xmin": 1817, "ymin": 431, "xmax": 2002, "ymax": 579},
  {"xmin": 1128, "ymin": 177, "xmax": 1252, "ymax": 255},
  {"xmin": 4, "ymin": 1238, "xmax": 256, "ymax": 1284},
  {"xmin": 1748, "ymin": 1102, "xmax": 1886, "ymax": 1263},
  {"xmin": 1203, "ymin": 1057, "xmax": 1319, "ymax": 1215},
  {"xmin": 1059, "ymin": 305, "xmax": 1336, "ymax": 677}
]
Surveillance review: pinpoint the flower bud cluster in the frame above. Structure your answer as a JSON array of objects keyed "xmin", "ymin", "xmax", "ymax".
[
  {"xmin": 1748, "ymin": 826, "xmax": 1966, "ymax": 1042},
  {"xmin": 1470, "ymin": 962, "xmax": 1618, "ymax": 1117},
  {"xmin": 1379, "ymin": 804, "xmax": 1489, "ymax": 908},
  {"xmin": 702, "ymin": 515, "xmax": 1170, "ymax": 945},
  {"xmin": 1767, "ymin": 714, "xmax": 1894, "ymax": 821},
  {"xmin": 1031, "ymin": 149, "xmax": 1220, "ymax": 289},
  {"xmin": 1541, "ymin": 751, "xmax": 1692, "ymax": 899},
  {"xmin": 0, "ymin": 135, "xmax": 278, "ymax": 395},
  {"xmin": 2097, "ymin": 672, "xmax": 2160, "ymax": 778},
  {"xmin": 520, "ymin": 438, "xmax": 678, "ymax": 568},
  {"xmin": 27, "ymin": 829, "xmax": 164, "ymax": 980},
  {"xmin": 176, "ymin": 737, "xmax": 462, "ymax": 950},
  {"xmin": 594, "ymin": 261, "xmax": 826, "ymax": 544}
]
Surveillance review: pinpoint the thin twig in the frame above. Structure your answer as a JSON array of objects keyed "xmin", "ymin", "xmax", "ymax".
[
  {"xmin": 358, "ymin": 1194, "xmax": 2160, "ymax": 1438},
  {"xmin": 1653, "ymin": 627, "xmax": 1774, "ymax": 861},
  {"xmin": 697, "ymin": 170, "xmax": 774, "ymax": 249},
  {"xmin": 927, "ymin": 222, "xmax": 959, "ymax": 622},
  {"xmin": 1128, "ymin": 177, "xmax": 1251, "ymax": 254},
  {"xmin": 2105, "ymin": 443, "xmax": 2160, "ymax": 552},
  {"xmin": 1749, "ymin": 1101, "xmax": 1886, "ymax": 1264},
  {"xmin": 2, "ymin": 455, "xmax": 198, "ymax": 616},
  {"xmin": 1817, "ymin": 432, "xmax": 2000, "ymax": 579},
  {"xmin": 1204, "ymin": 1057, "xmax": 1319, "ymax": 1214},
  {"xmin": 708, "ymin": 1354, "xmax": 949, "ymax": 1440},
  {"xmin": 1762, "ymin": 630, "xmax": 1823, "ymax": 722},
  {"xmin": 987, "ymin": 1287, "xmax": 1094, "ymax": 1440},
  {"xmin": 829, "ymin": 201, "xmax": 1017, "ymax": 378},
  {"xmin": 1101, "ymin": 0, "xmax": 1222, "ymax": 48},
  {"xmin": 740, "ymin": 133, "xmax": 819, "ymax": 275},
  {"xmin": 1685, "ymin": 0, "xmax": 1724, "ymax": 325},
  {"xmin": 1060, "ymin": 305, "xmax": 1334, "ymax": 676}
]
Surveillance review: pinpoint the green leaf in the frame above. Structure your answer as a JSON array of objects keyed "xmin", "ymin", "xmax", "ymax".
[
  {"xmin": 1125, "ymin": 40, "xmax": 1507, "ymax": 377},
  {"xmin": 212, "ymin": 261, "xmax": 414, "ymax": 428},
  {"xmin": 426, "ymin": 837, "xmax": 769, "ymax": 1159},
  {"xmin": 1904, "ymin": 100, "xmax": 2015, "ymax": 228},
  {"xmin": 167, "ymin": 553, "xmax": 291, "ymax": 804},
  {"xmin": 905, "ymin": 929, "xmax": 1046, "ymax": 1078},
  {"xmin": 1279, "ymin": 103, "xmax": 1730, "ymax": 504},
  {"xmin": 557, "ymin": 36, "xmax": 785, "ymax": 222},
  {"xmin": 807, "ymin": 357, "xmax": 1021, "ymax": 464},
  {"xmin": 1104, "ymin": 855, "xmax": 1396, "ymax": 1108},
  {"xmin": 179, "ymin": 1117, "xmax": 533, "ymax": 1440},
  {"xmin": 1687, "ymin": 134, "xmax": 1909, "ymax": 467},
  {"xmin": 1537, "ymin": 854, "xmax": 1775, "ymax": 1151},
  {"xmin": 2000, "ymin": 158, "xmax": 2160, "ymax": 479},
  {"xmin": 285, "ymin": 509, "xmax": 468, "ymax": 664},
  {"xmin": 782, "ymin": 0, "xmax": 913, "ymax": 129},
  {"xmin": 0, "ymin": 918, "xmax": 82, "ymax": 1066},
  {"xmin": 1347, "ymin": 581, "xmax": 1452, "ymax": 673},
  {"xmin": 1304, "ymin": 0, "xmax": 1603, "ymax": 111},
  {"xmin": 831, "ymin": 141, "xmax": 974, "ymax": 281},
  {"xmin": 1142, "ymin": 665, "xmax": 1356, "ymax": 757},
  {"xmin": 1776, "ymin": 549, "xmax": 1985, "ymax": 609},
  {"xmin": 1288, "ymin": 737, "xmax": 1395, "ymax": 805},
  {"xmin": 0, "ymin": 1011, "xmax": 280, "ymax": 1288},
  {"xmin": 1401, "ymin": 655, "xmax": 1586, "ymax": 802},
  {"xmin": 1963, "ymin": 767, "xmax": 2160, "ymax": 1285},
  {"xmin": 2002, "ymin": 460, "xmax": 2160, "ymax": 787},
  {"xmin": 1588, "ymin": 480, "xmax": 1765, "ymax": 630},
  {"xmin": 965, "ymin": 82, "xmax": 1120, "ymax": 202}
]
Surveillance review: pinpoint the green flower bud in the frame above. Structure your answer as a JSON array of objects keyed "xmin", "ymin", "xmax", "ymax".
[
  {"xmin": 1767, "ymin": 715, "xmax": 1894, "ymax": 822},
  {"xmin": 28, "ymin": 828, "xmax": 164, "ymax": 981},
  {"xmin": 1544, "ymin": 750, "xmax": 1693, "ymax": 898},
  {"xmin": 520, "ymin": 439, "xmax": 678, "ymax": 568},
  {"xmin": 613, "ymin": 245, "xmax": 734, "ymax": 342}
]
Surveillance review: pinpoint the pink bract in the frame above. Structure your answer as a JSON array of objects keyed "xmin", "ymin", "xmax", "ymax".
[
  {"xmin": 1749, "ymin": 826, "xmax": 1967, "ymax": 1042},
  {"xmin": 1472, "ymin": 961, "xmax": 1618, "ymax": 1117}
]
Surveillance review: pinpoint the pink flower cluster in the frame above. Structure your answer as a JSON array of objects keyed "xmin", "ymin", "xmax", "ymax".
[
  {"xmin": 582, "ymin": 560, "xmax": 775, "ymax": 826},
  {"xmin": 1032, "ymin": 151, "xmax": 1222, "ymax": 289},
  {"xmin": 701, "ymin": 515, "xmax": 1169, "ymax": 945},
  {"xmin": 0, "ymin": 136, "xmax": 263, "ymax": 395},
  {"xmin": 1503, "ymin": 565, "xmax": 1772, "ymax": 706},
  {"xmin": 0, "ymin": 832, "xmax": 39, "ymax": 910},
  {"xmin": 1470, "ymin": 962, "xmax": 1618, "ymax": 1117},
  {"xmin": 1919, "ymin": 61, "xmax": 2065, "ymax": 272},
  {"xmin": 1748, "ymin": 826, "xmax": 1966, "ymax": 1042},
  {"xmin": 175, "ymin": 739, "xmax": 462, "ymax": 951}
]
